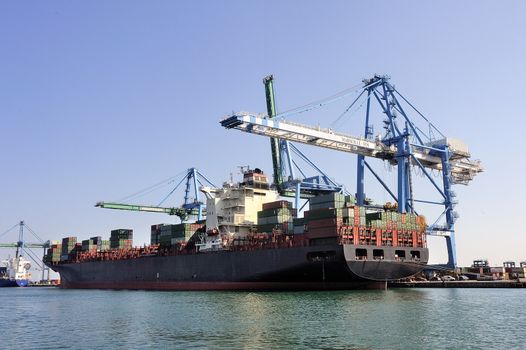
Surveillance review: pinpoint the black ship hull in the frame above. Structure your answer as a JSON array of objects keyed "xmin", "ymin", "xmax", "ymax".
[{"xmin": 48, "ymin": 244, "xmax": 428, "ymax": 290}]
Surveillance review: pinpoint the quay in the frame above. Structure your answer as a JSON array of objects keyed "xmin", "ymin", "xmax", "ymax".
[{"xmin": 389, "ymin": 280, "xmax": 526, "ymax": 288}]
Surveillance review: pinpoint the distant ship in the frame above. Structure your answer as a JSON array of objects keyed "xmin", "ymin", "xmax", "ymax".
[{"xmin": 0, "ymin": 255, "xmax": 31, "ymax": 287}]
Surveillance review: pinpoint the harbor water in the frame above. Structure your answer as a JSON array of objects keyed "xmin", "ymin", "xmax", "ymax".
[{"xmin": 2, "ymin": 288, "xmax": 524, "ymax": 349}]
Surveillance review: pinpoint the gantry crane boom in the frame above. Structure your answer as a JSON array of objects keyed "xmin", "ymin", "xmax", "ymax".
[{"xmin": 220, "ymin": 113, "xmax": 482, "ymax": 185}]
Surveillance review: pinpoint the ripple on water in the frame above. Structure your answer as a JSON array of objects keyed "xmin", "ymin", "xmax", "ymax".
[{"xmin": 1, "ymin": 288, "xmax": 524, "ymax": 349}]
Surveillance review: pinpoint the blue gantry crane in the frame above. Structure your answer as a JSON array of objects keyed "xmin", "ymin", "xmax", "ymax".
[{"xmin": 221, "ymin": 74, "xmax": 483, "ymax": 268}]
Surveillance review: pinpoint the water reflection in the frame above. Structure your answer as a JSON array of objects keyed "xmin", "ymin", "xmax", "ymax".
[{"xmin": 2, "ymin": 288, "xmax": 525, "ymax": 349}]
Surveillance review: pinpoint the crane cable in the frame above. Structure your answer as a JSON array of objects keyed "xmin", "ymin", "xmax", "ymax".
[
  {"xmin": 23, "ymin": 224, "xmax": 45, "ymax": 243},
  {"xmin": 274, "ymin": 81, "xmax": 365, "ymax": 119},
  {"xmin": 115, "ymin": 170, "xmax": 187, "ymax": 203},
  {"xmin": 0, "ymin": 223, "xmax": 19, "ymax": 240},
  {"xmin": 330, "ymin": 89, "xmax": 370, "ymax": 130},
  {"xmin": 157, "ymin": 174, "xmax": 189, "ymax": 207},
  {"xmin": 394, "ymin": 90, "xmax": 445, "ymax": 139}
]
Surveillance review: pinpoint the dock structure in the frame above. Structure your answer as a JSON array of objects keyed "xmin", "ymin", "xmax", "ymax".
[{"xmin": 389, "ymin": 280, "xmax": 526, "ymax": 288}]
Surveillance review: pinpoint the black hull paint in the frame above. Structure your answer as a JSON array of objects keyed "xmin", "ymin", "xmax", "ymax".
[{"xmin": 48, "ymin": 244, "xmax": 428, "ymax": 290}]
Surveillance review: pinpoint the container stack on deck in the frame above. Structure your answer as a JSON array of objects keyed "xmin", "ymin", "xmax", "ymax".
[
  {"xmin": 257, "ymin": 200, "xmax": 296, "ymax": 234},
  {"xmin": 292, "ymin": 217, "xmax": 306, "ymax": 234},
  {"xmin": 99, "ymin": 239, "xmax": 110, "ymax": 251},
  {"xmin": 82, "ymin": 237, "xmax": 97, "ymax": 252},
  {"xmin": 81, "ymin": 236, "xmax": 110, "ymax": 252},
  {"xmin": 366, "ymin": 211, "xmax": 424, "ymax": 231},
  {"xmin": 151, "ymin": 224, "xmax": 162, "ymax": 245},
  {"xmin": 303, "ymin": 193, "xmax": 364, "ymax": 239},
  {"xmin": 46, "ymin": 243, "xmax": 62, "ymax": 263},
  {"xmin": 157, "ymin": 223, "xmax": 203, "ymax": 247},
  {"xmin": 309, "ymin": 193, "xmax": 355, "ymax": 210},
  {"xmin": 60, "ymin": 237, "xmax": 78, "ymax": 261},
  {"xmin": 278, "ymin": 192, "xmax": 428, "ymax": 248},
  {"xmin": 110, "ymin": 229, "xmax": 133, "ymax": 250},
  {"xmin": 47, "ymin": 228, "xmax": 142, "ymax": 264},
  {"xmin": 365, "ymin": 211, "xmax": 426, "ymax": 247}
]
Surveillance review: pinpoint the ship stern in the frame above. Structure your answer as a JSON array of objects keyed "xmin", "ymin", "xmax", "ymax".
[{"xmin": 343, "ymin": 244, "xmax": 428, "ymax": 281}]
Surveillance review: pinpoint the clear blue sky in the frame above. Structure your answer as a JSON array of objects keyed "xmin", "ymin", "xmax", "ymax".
[{"xmin": 1, "ymin": 1, "xmax": 525, "ymax": 269}]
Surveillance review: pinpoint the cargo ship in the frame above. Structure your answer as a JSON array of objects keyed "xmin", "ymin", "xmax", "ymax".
[
  {"xmin": 1, "ymin": 255, "xmax": 31, "ymax": 287},
  {"xmin": 45, "ymin": 169, "xmax": 428, "ymax": 290}
]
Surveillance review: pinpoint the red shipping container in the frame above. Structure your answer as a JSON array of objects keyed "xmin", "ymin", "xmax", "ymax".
[
  {"xmin": 262, "ymin": 200, "xmax": 293, "ymax": 210},
  {"xmin": 354, "ymin": 206, "xmax": 360, "ymax": 217},
  {"xmin": 307, "ymin": 218, "xmax": 343, "ymax": 229},
  {"xmin": 305, "ymin": 228, "xmax": 339, "ymax": 240}
]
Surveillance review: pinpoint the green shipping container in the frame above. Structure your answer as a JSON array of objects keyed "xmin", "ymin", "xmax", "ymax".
[
  {"xmin": 305, "ymin": 208, "xmax": 343, "ymax": 220},
  {"xmin": 310, "ymin": 193, "xmax": 346, "ymax": 205},
  {"xmin": 257, "ymin": 208, "xmax": 294, "ymax": 218}
]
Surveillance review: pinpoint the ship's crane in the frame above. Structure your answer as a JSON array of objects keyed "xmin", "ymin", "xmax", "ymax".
[
  {"xmin": 221, "ymin": 75, "xmax": 483, "ymax": 268},
  {"xmin": 96, "ymin": 168, "xmax": 216, "ymax": 222}
]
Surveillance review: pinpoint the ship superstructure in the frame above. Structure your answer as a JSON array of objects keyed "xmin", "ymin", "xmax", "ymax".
[{"xmin": 204, "ymin": 169, "xmax": 277, "ymax": 231}]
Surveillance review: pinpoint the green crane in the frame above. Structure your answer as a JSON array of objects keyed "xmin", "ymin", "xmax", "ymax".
[
  {"xmin": 95, "ymin": 202, "xmax": 197, "ymax": 221},
  {"xmin": 95, "ymin": 168, "xmax": 215, "ymax": 222},
  {"xmin": 264, "ymin": 75, "xmax": 283, "ymax": 192}
]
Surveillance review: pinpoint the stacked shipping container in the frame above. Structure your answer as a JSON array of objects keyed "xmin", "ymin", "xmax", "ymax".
[
  {"xmin": 49, "ymin": 222, "xmax": 203, "ymax": 264},
  {"xmin": 155, "ymin": 223, "xmax": 203, "ymax": 247},
  {"xmin": 366, "ymin": 211, "xmax": 425, "ymax": 231},
  {"xmin": 48, "ymin": 228, "xmax": 138, "ymax": 263},
  {"xmin": 302, "ymin": 193, "xmax": 363, "ymax": 239},
  {"xmin": 81, "ymin": 237, "xmax": 97, "ymax": 252},
  {"xmin": 46, "ymin": 243, "xmax": 62, "ymax": 262},
  {"xmin": 309, "ymin": 193, "xmax": 355, "ymax": 210},
  {"xmin": 81, "ymin": 236, "xmax": 110, "ymax": 252},
  {"xmin": 110, "ymin": 229, "xmax": 133, "ymax": 250},
  {"xmin": 258, "ymin": 193, "xmax": 426, "ymax": 249},
  {"xmin": 150, "ymin": 224, "xmax": 162, "ymax": 245},
  {"xmin": 61, "ymin": 237, "xmax": 78, "ymax": 261},
  {"xmin": 257, "ymin": 200, "xmax": 296, "ymax": 234}
]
